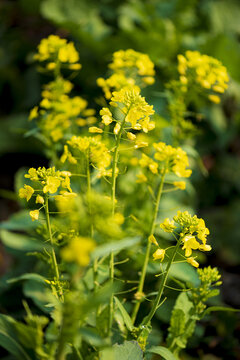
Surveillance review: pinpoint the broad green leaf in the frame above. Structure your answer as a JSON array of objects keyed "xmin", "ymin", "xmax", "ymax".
[
  {"xmin": 169, "ymin": 309, "xmax": 185, "ymax": 337},
  {"xmin": 169, "ymin": 263, "xmax": 200, "ymax": 286},
  {"xmin": 0, "ymin": 230, "xmax": 45, "ymax": 252},
  {"xmin": 0, "ymin": 315, "xmax": 31, "ymax": 360},
  {"xmin": 7, "ymin": 273, "xmax": 46, "ymax": 284},
  {"xmin": 114, "ymin": 297, "xmax": 133, "ymax": 332},
  {"xmin": 100, "ymin": 341, "xmax": 143, "ymax": 360},
  {"xmin": 147, "ymin": 346, "xmax": 177, "ymax": 360},
  {"xmin": 113, "ymin": 341, "xmax": 143, "ymax": 360},
  {"xmin": 92, "ymin": 237, "xmax": 140, "ymax": 259},
  {"xmin": 0, "ymin": 211, "xmax": 38, "ymax": 231}
]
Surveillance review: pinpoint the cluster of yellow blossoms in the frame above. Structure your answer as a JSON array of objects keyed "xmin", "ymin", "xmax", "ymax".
[
  {"xmin": 19, "ymin": 167, "xmax": 72, "ymax": 221},
  {"xmin": 29, "ymin": 77, "xmax": 97, "ymax": 142},
  {"xmin": 97, "ymin": 49, "xmax": 155, "ymax": 99},
  {"xmin": 34, "ymin": 35, "xmax": 81, "ymax": 71},
  {"xmin": 157, "ymin": 211, "xmax": 211, "ymax": 267},
  {"xmin": 61, "ymin": 135, "xmax": 111, "ymax": 177},
  {"xmin": 178, "ymin": 50, "xmax": 229, "ymax": 104},
  {"xmin": 138, "ymin": 142, "xmax": 191, "ymax": 188},
  {"xmin": 98, "ymin": 88, "xmax": 155, "ymax": 140},
  {"xmin": 61, "ymin": 236, "xmax": 96, "ymax": 267}
]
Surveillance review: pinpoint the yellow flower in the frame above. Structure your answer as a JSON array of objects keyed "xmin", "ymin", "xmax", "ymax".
[
  {"xmin": 208, "ymin": 94, "xmax": 221, "ymax": 104},
  {"xmin": 19, "ymin": 185, "xmax": 34, "ymax": 201},
  {"xmin": 114, "ymin": 123, "xmax": 121, "ymax": 135},
  {"xmin": 153, "ymin": 142, "xmax": 192, "ymax": 178},
  {"xmin": 148, "ymin": 234, "xmax": 158, "ymax": 246},
  {"xmin": 61, "ymin": 236, "xmax": 96, "ymax": 267},
  {"xmin": 187, "ymin": 257, "xmax": 199, "ymax": 268},
  {"xmin": 136, "ymin": 173, "xmax": 147, "ymax": 183},
  {"xmin": 177, "ymin": 51, "xmax": 229, "ymax": 102},
  {"xmin": 153, "ymin": 249, "xmax": 165, "ymax": 261},
  {"xmin": 127, "ymin": 132, "xmax": 136, "ymax": 140},
  {"xmin": 89, "ymin": 127, "xmax": 103, "ymax": 133},
  {"xmin": 100, "ymin": 108, "xmax": 113, "ymax": 125},
  {"xmin": 182, "ymin": 235, "xmax": 200, "ymax": 257},
  {"xmin": 29, "ymin": 210, "xmax": 39, "ymax": 221},
  {"xmin": 43, "ymin": 176, "xmax": 61, "ymax": 194},
  {"xmin": 173, "ymin": 181, "xmax": 186, "ymax": 190},
  {"xmin": 29, "ymin": 106, "xmax": 38, "ymax": 121},
  {"xmin": 110, "ymin": 88, "xmax": 155, "ymax": 133},
  {"xmin": 160, "ymin": 218, "xmax": 176, "ymax": 233},
  {"xmin": 36, "ymin": 195, "xmax": 44, "ymax": 204}
]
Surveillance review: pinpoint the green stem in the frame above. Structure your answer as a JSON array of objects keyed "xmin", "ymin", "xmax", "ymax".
[
  {"xmin": 108, "ymin": 112, "xmax": 128, "ymax": 336},
  {"xmin": 108, "ymin": 251, "xmax": 114, "ymax": 336},
  {"xmin": 86, "ymin": 151, "xmax": 93, "ymax": 237},
  {"xmin": 45, "ymin": 196, "xmax": 61, "ymax": 299},
  {"xmin": 111, "ymin": 118, "xmax": 126, "ymax": 215},
  {"xmin": 141, "ymin": 236, "xmax": 182, "ymax": 326},
  {"xmin": 131, "ymin": 169, "xmax": 166, "ymax": 324}
]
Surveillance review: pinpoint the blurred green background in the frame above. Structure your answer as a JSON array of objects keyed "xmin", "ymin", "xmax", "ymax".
[{"xmin": 0, "ymin": 0, "xmax": 240, "ymax": 359}]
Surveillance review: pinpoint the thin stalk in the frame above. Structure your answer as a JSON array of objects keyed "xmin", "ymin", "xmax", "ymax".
[
  {"xmin": 111, "ymin": 118, "xmax": 126, "ymax": 215},
  {"xmin": 108, "ymin": 112, "xmax": 128, "ymax": 336},
  {"xmin": 141, "ymin": 236, "xmax": 182, "ymax": 325},
  {"xmin": 131, "ymin": 169, "xmax": 166, "ymax": 324},
  {"xmin": 44, "ymin": 196, "xmax": 60, "ymax": 284},
  {"xmin": 86, "ymin": 151, "xmax": 93, "ymax": 237},
  {"xmin": 107, "ymin": 251, "xmax": 114, "ymax": 336}
]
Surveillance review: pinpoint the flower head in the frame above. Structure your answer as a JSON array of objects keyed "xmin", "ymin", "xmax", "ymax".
[
  {"xmin": 61, "ymin": 236, "xmax": 96, "ymax": 267},
  {"xmin": 153, "ymin": 249, "xmax": 165, "ymax": 262},
  {"xmin": 19, "ymin": 185, "xmax": 34, "ymax": 202}
]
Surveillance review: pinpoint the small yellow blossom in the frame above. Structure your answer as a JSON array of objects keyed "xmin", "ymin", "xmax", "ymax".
[
  {"xmin": 100, "ymin": 108, "xmax": 113, "ymax": 125},
  {"xmin": 61, "ymin": 236, "xmax": 96, "ymax": 267},
  {"xmin": 36, "ymin": 195, "xmax": 44, "ymax": 204},
  {"xmin": 208, "ymin": 94, "xmax": 221, "ymax": 104},
  {"xmin": 173, "ymin": 181, "xmax": 186, "ymax": 190},
  {"xmin": 29, "ymin": 106, "xmax": 38, "ymax": 121},
  {"xmin": 19, "ymin": 185, "xmax": 34, "ymax": 201},
  {"xmin": 136, "ymin": 173, "xmax": 147, "ymax": 183},
  {"xmin": 153, "ymin": 248, "xmax": 165, "ymax": 261},
  {"xmin": 89, "ymin": 127, "xmax": 103, "ymax": 133},
  {"xmin": 114, "ymin": 213, "xmax": 125, "ymax": 225},
  {"xmin": 182, "ymin": 235, "xmax": 200, "ymax": 257},
  {"xmin": 43, "ymin": 176, "xmax": 61, "ymax": 194},
  {"xmin": 29, "ymin": 210, "xmax": 39, "ymax": 221},
  {"xmin": 127, "ymin": 132, "xmax": 136, "ymax": 140},
  {"xmin": 114, "ymin": 123, "xmax": 121, "ymax": 135},
  {"xmin": 187, "ymin": 257, "xmax": 199, "ymax": 268},
  {"xmin": 160, "ymin": 218, "xmax": 176, "ymax": 233},
  {"xmin": 148, "ymin": 234, "xmax": 158, "ymax": 246}
]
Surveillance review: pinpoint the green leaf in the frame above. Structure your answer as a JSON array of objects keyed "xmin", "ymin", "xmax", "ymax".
[
  {"xmin": 202, "ymin": 306, "xmax": 240, "ymax": 318},
  {"xmin": 7, "ymin": 273, "xmax": 46, "ymax": 284},
  {"xmin": 147, "ymin": 346, "xmax": 177, "ymax": 360},
  {"xmin": 169, "ymin": 309, "xmax": 185, "ymax": 337},
  {"xmin": 114, "ymin": 297, "xmax": 133, "ymax": 332},
  {"xmin": 100, "ymin": 341, "xmax": 143, "ymax": 360},
  {"xmin": 0, "ymin": 315, "xmax": 31, "ymax": 360},
  {"xmin": 92, "ymin": 237, "xmax": 140, "ymax": 259},
  {"xmin": 0, "ymin": 230, "xmax": 45, "ymax": 252},
  {"xmin": 169, "ymin": 263, "xmax": 200, "ymax": 286},
  {"xmin": 0, "ymin": 211, "xmax": 38, "ymax": 231},
  {"xmin": 114, "ymin": 341, "xmax": 143, "ymax": 360},
  {"xmin": 79, "ymin": 327, "xmax": 107, "ymax": 346}
]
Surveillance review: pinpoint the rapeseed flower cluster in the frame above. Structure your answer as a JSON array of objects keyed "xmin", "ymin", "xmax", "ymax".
[
  {"xmin": 178, "ymin": 51, "xmax": 229, "ymax": 103},
  {"xmin": 159, "ymin": 211, "xmax": 211, "ymax": 267},
  {"xmin": 61, "ymin": 236, "xmax": 96, "ymax": 267},
  {"xmin": 99, "ymin": 88, "xmax": 155, "ymax": 139},
  {"xmin": 138, "ymin": 142, "xmax": 191, "ymax": 188},
  {"xmin": 19, "ymin": 167, "xmax": 72, "ymax": 221},
  {"xmin": 34, "ymin": 35, "xmax": 81, "ymax": 71},
  {"xmin": 97, "ymin": 49, "xmax": 155, "ymax": 99},
  {"xmin": 29, "ymin": 77, "xmax": 97, "ymax": 142},
  {"xmin": 61, "ymin": 135, "xmax": 111, "ymax": 177}
]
